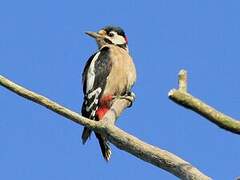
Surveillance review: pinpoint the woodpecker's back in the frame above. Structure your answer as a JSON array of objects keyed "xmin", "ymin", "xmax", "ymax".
[{"xmin": 81, "ymin": 26, "xmax": 136, "ymax": 161}]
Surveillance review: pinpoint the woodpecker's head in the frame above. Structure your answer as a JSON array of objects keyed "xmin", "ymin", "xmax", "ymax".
[{"xmin": 85, "ymin": 26, "xmax": 128, "ymax": 51}]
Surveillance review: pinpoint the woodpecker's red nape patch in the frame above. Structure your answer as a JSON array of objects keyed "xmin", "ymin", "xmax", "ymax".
[{"xmin": 125, "ymin": 36, "xmax": 128, "ymax": 44}]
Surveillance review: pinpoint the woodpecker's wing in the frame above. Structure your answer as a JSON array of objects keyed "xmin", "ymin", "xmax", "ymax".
[
  {"xmin": 81, "ymin": 47, "xmax": 112, "ymax": 145},
  {"xmin": 81, "ymin": 47, "xmax": 112, "ymax": 118}
]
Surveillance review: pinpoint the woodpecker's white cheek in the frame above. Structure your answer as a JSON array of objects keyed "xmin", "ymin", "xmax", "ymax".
[
  {"xmin": 86, "ymin": 52, "xmax": 100, "ymax": 92},
  {"xmin": 112, "ymin": 36, "xmax": 126, "ymax": 45}
]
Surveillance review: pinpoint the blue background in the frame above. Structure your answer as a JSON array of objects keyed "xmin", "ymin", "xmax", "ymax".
[{"xmin": 1, "ymin": 0, "xmax": 240, "ymax": 179}]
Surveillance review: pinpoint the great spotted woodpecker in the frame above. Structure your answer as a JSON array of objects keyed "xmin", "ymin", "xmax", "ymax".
[{"xmin": 81, "ymin": 26, "xmax": 136, "ymax": 161}]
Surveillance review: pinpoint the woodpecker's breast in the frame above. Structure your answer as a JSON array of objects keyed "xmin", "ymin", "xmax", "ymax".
[{"xmin": 103, "ymin": 45, "xmax": 136, "ymax": 96}]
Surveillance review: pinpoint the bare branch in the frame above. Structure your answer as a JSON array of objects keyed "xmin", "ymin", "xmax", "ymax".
[
  {"xmin": 0, "ymin": 75, "xmax": 210, "ymax": 180},
  {"xmin": 0, "ymin": 75, "xmax": 99, "ymax": 130},
  {"xmin": 178, "ymin": 69, "xmax": 188, "ymax": 92},
  {"xmin": 169, "ymin": 69, "xmax": 240, "ymax": 135}
]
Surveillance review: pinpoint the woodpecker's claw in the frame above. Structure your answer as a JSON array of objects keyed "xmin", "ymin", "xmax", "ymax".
[{"xmin": 113, "ymin": 92, "xmax": 136, "ymax": 107}]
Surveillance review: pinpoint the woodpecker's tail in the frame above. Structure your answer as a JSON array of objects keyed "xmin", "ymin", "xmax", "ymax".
[
  {"xmin": 81, "ymin": 127, "xmax": 92, "ymax": 144},
  {"xmin": 95, "ymin": 133, "xmax": 111, "ymax": 161}
]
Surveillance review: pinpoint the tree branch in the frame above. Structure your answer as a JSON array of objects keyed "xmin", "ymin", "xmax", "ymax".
[
  {"xmin": 168, "ymin": 70, "xmax": 240, "ymax": 135},
  {"xmin": 0, "ymin": 75, "xmax": 210, "ymax": 180}
]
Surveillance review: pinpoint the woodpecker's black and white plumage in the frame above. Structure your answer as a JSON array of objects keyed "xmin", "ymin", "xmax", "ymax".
[{"xmin": 81, "ymin": 26, "xmax": 136, "ymax": 161}]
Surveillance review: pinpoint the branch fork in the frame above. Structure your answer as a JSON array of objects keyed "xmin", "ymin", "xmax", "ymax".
[{"xmin": 168, "ymin": 69, "xmax": 240, "ymax": 135}]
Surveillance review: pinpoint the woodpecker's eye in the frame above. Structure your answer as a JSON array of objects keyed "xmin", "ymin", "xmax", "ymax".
[{"xmin": 108, "ymin": 32, "xmax": 115, "ymax": 37}]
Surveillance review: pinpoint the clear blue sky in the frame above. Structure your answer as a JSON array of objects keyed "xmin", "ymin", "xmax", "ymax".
[{"xmin": 1, "ymin": 0, "xmax": 240, "ymax": 179}]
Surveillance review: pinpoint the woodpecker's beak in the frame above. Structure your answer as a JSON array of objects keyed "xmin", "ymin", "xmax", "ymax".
[{"xmin": 85, "ymin": 31, "xmax": 104, "ymax": 39}]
